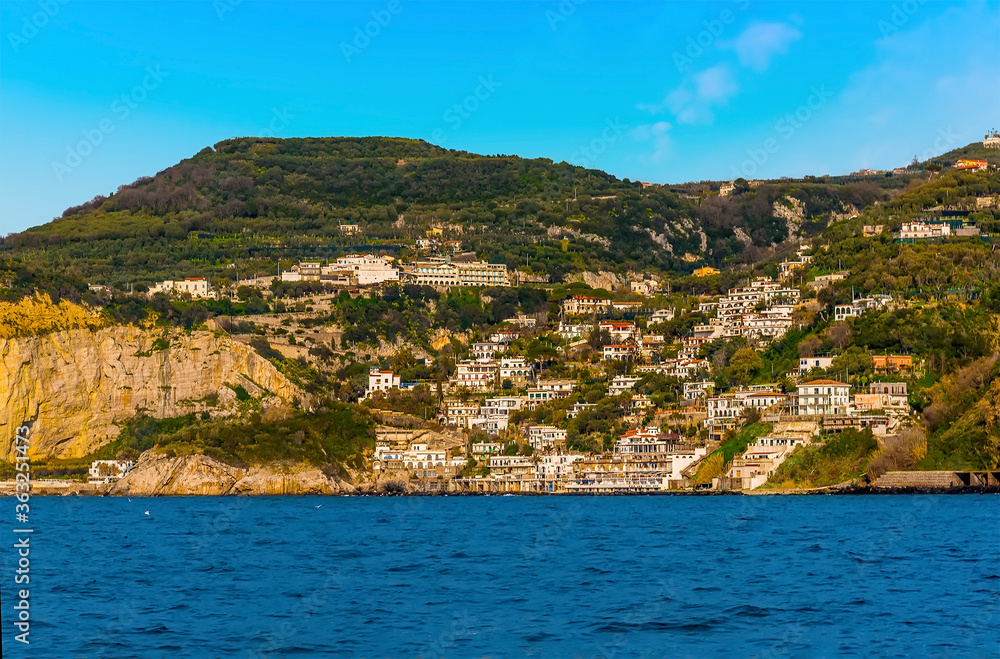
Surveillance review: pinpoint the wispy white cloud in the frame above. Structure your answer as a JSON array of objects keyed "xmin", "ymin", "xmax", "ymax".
[
  {"xmin": 639, "ymin": 65, "xmax": 739, "ymax": 125},
  {"xmin": 631, "ymin": 121, "xmax": 672, "ymax": 162},
  {"xmin": 720, "ymin": 22, "xmax": 802, "ymax": 72}
]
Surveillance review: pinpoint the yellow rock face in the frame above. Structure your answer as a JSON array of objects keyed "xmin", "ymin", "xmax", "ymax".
[{"xmin": 0, "ymin": 326, "xmax": 303, "ymax": 460}]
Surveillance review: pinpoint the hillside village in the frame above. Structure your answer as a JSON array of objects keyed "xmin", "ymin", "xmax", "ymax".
[{"xmin": 3, "ymin": 139, "xmax": 999, "ymax": 493}]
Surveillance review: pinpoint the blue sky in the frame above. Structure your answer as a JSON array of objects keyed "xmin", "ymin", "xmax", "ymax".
[{"xmin": 1, "ymin": 0, "xmax": 997, "ymax": 234}]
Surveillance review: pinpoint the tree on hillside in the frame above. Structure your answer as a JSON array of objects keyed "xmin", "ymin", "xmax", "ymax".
[{"xmin": 730, "ymin": 346, "xmax": 763, "ymax": 386}]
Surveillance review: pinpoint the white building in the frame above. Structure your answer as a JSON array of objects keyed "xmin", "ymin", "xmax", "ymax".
[
  {"xmin": 499, "ymin": 357, "xmax": 532, "ymax": 387},
  {"xmin": 599, "ymin": 321, "xmax": 641, "ymax": 341},
  {"xmin": 566, "ymin": 402, "xmax": 596, "ymax": 418},
  {"xmin": 472, "ymin": 341, "xmax": 507, "ymax": 360},
  {"xmin": 526, "ymin": 388, "xmax": 570, "ymax": 409},
  {"xmin": 898, "ymin": 221, "xmax": 951, "ymax": 240},
  {"xmin": 556, "ymin": 322, "xmax": 593, "ymax": 340},
  {"xmin": 333, "ymin": 255, "xmax": 400, "ymax": 286},
  {"xmin": 609, "ymin": 375, "xmax": 643, "ymax": 397},
  {"xmin": 150, "ymin": 277, "xmax": 215, "ymax": 299},
  {"xmin": 683, "ymin": 381, "xmax": 714, "ymax": 400},
  {"xmin": 630, "ymin": 279, "xmax": 659, "ymax": 296},
  {"xmin": 481, "ymin": 396, "xmax": 525, "ymax": 417},
  {"xmin": 536, "ymin": 379, "xmax": 575, "ymax": 394},
  {"xmin": 603, "ymin": 344, "xmax": 638, "ymax": 361},
  {"xmin": 527, "ymin": 425, "xmax": 567, "ymax": 452},
  {"xmin": 798, "ymin": 356, "xmax": 835, "ymax": 374},
  {"xmin": 88, "ymin": 459, "xmax": 135, "ymax": 483},
  {"xmin": 504, "ymin": 312, "xmax": 537, "ymax": 328},
  {"xmin": 472, "ymin": 442, "xmax": 503, "ymax": 460},
  {"xmin": 452, "ymin": 360, "xmax": 498, "ymax": 391},
  {"xmin": 793, "ymin": 380, "xmax": 851, "ymax": 416},
  {"xmin": 562, "ymin": 295, "xmax": 613, "ymax": 315},
  {"xmin": 650, "ymin": 308, "xmax": 675, "ymax": 324},
  {"xmin": 706, "ymin": 390, "xmax": 785, "ymax": 425},
  {"xmin": 489, "ymin": 455, "xmax": 536, "ymax": 477},
  {"xmin": 536, "ymin": 453, "xmax": 585, "ymax": 479},
  {"xmin": 615, "ymin": 427, "xmax": 680, "ymax": 455},
  {"xmin": 405, "ymin": 258, "xmax": 509, "ymax": 287},
  {"xmin": 834, "ymin": 295, "xmax": 893, "ymax": 322},
  {"xmin": 367, "ymin": 368, "xmax": 401, "ymax": 397},
  {"xmin": 444, "ymin": 402, "xmax": 481, "ymax": 428}
]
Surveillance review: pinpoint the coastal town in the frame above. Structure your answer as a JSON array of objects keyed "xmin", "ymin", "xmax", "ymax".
[
  {"xmin": 64, "ymin": 147, "xmax": 999, "ymax": 496},
  {"xmin": 89, "ymin": 250, "xmax": 949, "ymax": 494}
]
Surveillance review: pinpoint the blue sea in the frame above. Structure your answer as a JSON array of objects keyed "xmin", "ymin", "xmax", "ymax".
[{"xmin": 1, "ymin": 495, "xmax": 997, "ymax": 658}]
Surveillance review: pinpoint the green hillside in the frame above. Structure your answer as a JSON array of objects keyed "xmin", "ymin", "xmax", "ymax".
[{"xmin": 0, "ymin": 136, "xmax": 915, "ymax": 295}]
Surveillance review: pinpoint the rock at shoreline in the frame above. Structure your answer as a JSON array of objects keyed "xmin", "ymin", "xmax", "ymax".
[{"xmin": 110, "ymin": 450, "xmax": 355, "ymax": 496}]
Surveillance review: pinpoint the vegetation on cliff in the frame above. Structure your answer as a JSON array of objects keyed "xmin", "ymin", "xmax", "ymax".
[
  {"xmin": 764, "ymin": 430, "xmax": 879, "ymax": 489},
  {"xmin": 101, "ymin": 402, "xmax": 375, "ymax": 471},
  {"xmin": 0, "ymin": 293, "xmax": 104, "ymax": 338}
]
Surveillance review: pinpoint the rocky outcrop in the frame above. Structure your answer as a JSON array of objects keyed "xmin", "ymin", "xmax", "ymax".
[
  {"xmin": 110, "ymin": 450, "xmax": 356, "ymax": 495},
  {"xmin": 772, "ymin": 196, "xmax": 806, "ymax": 238},
  {"xmin": 566, "ymin": 271, "xmax": 625, "ymax": 292},
  {"xmin": 0, "ymin": 326, "xmax": 305, "ymax": 460}
]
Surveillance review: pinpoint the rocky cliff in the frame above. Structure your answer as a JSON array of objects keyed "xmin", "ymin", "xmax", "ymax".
[
  {"xmin": 0, "ymin": 326, "xmax": 305, "ymax": 460},
  {"xmin": 110, "ymin": 451, "xmax": 357, "ymax": 495}
]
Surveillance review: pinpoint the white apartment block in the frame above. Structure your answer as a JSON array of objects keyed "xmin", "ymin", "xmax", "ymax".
[
  {"xmin": 609, "ymin": 375, "xmax": 642, "ymax": 397},
  {"xmin": 650, "ymin": 308, "xmax": 675, "ymax": 324},
  {"xmin": 527, "ymin": 425, "xmax": 567, "ymax": 452},
  {"xmin": 615, "ymin": 427, "xmax": 680, "ymax": 455},
  {"xmin": 705, "ymin": 390, "xmax": 785, "ymax": 426},
  {"xmin": 603, "ymin": 344, "xmax": 638, "ymax": 361},
  {"xmin": 444, "ymin": 402, "xmax": 481, "ymax": 427},
  {"xmin": 472, "ymin": 342, "xmax": 507, "ymax": 360},
  {"xmin": 481, "ymin": 396, "xmax": 525, "ymax": 417},
  {"xmin": 556, "ymin": 322, "xmax": 593, "ymax": 340},
  {"xmin": 599, "ymin": 321, "xmax": 641, "ymax": 341},
  {"xmin": 562, "ymin": 295, "xmax": 613, "ymax": 315},
  {"xmin": 536, "ymin": 379, "xmax": 576, "ymax": 394},
  {"xmin": 716, "ymin": 278, "xmax": 800, "ymax": 322},
  {"xmin": 683, "ymin": 381, "xmax": 715, "ymax": 400},
  {"xmin": 526, "ymin": 388, "xmax": 570, "ymax": 409},
  {"xmin": 333, "ymin": 255, "xmax": 400, "ymax": 286},
  {"xmin": 793, "ymin": 380, "xmax": 850, "ymax": 416},
  {"xmin": 470, "ymin": 415, "xmax": 510, "ymax": 434},
  {"xmin": 452, "ymin": 360, "xmax": 498, "ymax": 391},
  {"xmin": 499, "ymin": 357, "xmax": 532, "ymax": 386},
  {"xmin": 472, "ymin": 442, "xmax": 503, "ymax": 459},
  {"xmin": 489, "ymin": 455, "xmax": 536, "ymax": 476},
  {"xmin": 406, "ymin": 258, "xmax": 509, "ymax": 287},
  {"xmin": 536, "ymin": 454, "xmax": 585, "ymax": 479},
  {"xmin": 898, "ymin": 221, "xmax": 951, "ymax": 240}
]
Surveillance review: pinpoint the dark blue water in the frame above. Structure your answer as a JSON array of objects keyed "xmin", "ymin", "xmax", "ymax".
[{"xmin": 1, "ymin": 495, "xmax": 997, "ymax": 658}]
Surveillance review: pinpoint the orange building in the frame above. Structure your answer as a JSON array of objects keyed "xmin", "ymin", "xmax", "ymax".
[
  {"xmin": 955, "ymin": 159, "xmax": 988, "ymax": 172},
  {"xmin": 872, "ymin": 355, "xmax": 913, "ymax": 373}
]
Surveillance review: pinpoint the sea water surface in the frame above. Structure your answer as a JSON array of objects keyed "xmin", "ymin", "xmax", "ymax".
[{"xmin": 1, "ymin": 495, "xmax": 997, "ymax": 658}]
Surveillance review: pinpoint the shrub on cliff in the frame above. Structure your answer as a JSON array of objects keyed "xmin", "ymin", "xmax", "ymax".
[{"xmin": 0, "ymin": 293, "xmax": 104, "ymax": 338}]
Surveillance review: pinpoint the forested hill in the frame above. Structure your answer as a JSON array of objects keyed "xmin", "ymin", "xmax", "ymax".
[{"xmin": 0, "ymin": 135, "xmax": 914, "ymax": 290}]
